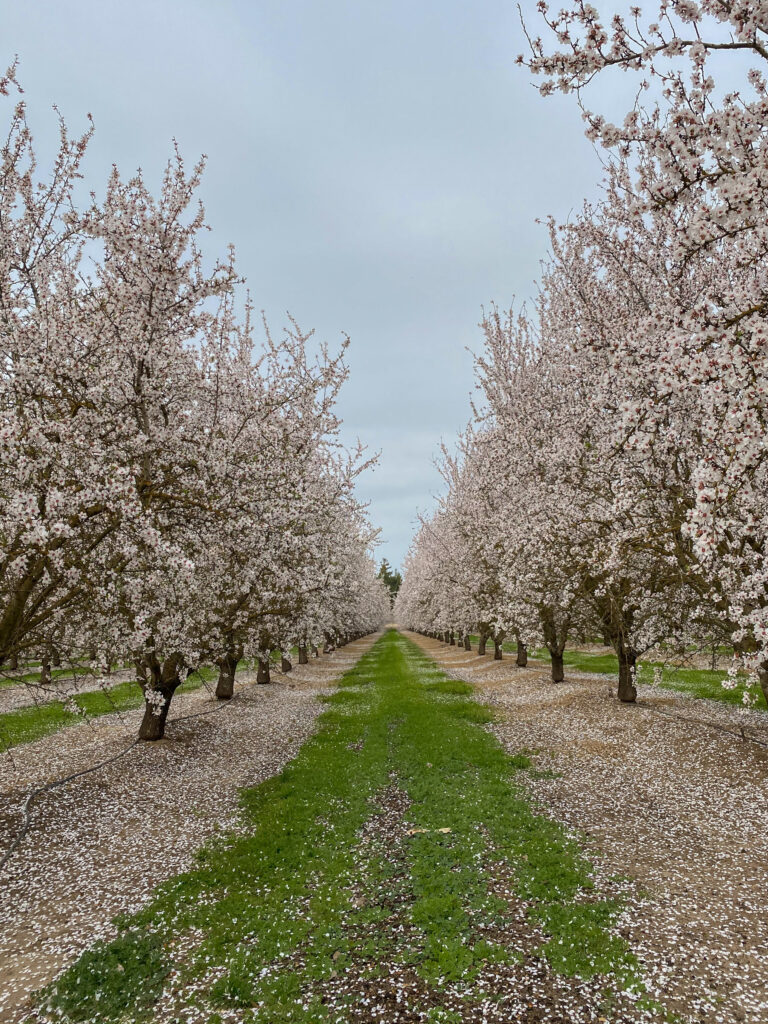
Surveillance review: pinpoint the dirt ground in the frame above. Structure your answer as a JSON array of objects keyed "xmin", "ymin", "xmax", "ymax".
[
  {"xmin": 0, "ymin": 636, "xmax": 379, "ymax": 1024},
  {"xmin": 405, "ymin": 633, "xmax": 768, "ymax": 1024}
]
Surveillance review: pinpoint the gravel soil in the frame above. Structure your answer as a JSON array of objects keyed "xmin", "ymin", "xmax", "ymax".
[
  {"xmin": 406, "ymin": 633, "xmax": 768, "ymax": 1024},
  {"xmin": 0, "ymin": 636, "xmax": 379, "ymax": 1023}
]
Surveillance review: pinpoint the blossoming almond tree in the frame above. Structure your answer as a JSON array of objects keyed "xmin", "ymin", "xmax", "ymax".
[
  {"xmin": 0, "ymin": 71, "xmax": 388, "ymax": 738},
  {"xmin": 520, "ymin": 0, "xmax": 768, "ymax": 701}
]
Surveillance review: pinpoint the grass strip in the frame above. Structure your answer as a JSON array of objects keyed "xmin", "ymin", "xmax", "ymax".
[
  {"xmin": 554, "ymin": 650, "xmax": 767, "ymax": 710},
  {"xmin": 0, "ymin": 670, "xmax": 216, "ymax": 751},
  {"xmin": 37, "ymin": 630, "xmax": 643, "ymax": 1023},
  {"xmin": 466, "ymin": 637, "xmax": 766, "ymax": 710}
]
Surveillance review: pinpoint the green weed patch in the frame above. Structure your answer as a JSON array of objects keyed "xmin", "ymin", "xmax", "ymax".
[{"xmin": 0, "ymin": 670, "xmax": 214, "ymax": 751}]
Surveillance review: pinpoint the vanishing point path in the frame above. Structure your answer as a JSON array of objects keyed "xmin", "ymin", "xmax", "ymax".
[{"xmin": 11, "ymin": 629, "xmax": 768, "ymax": 1023}]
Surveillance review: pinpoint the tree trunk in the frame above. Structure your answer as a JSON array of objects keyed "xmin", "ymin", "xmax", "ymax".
[
  {"xmin": 8, "ymin": 651, "xmax": 18, "ymax": 671},
  {"xmin": 138, "ymin": 654, "xmax": 184, "ymax": 741},
  {"xmin": 493, "ymin": 637, "xmax": 503, "ymax": 661},
  {"xmin": 52, "ymin": 648, "xmax": 61, "ymax": 668},
  {"xmin": 312, "ymin": 644, "xmax": 319, "ymax": 658},
  {"xmin": 449, "ymin": 632, "xmax": 455, "ymax": 646},
  {"xmin": 138, "ymin": 690, "xmax": 174, "ymax": 740},
  {"xmin": 257, "ymin": 657, "xmax": 271, "ymax": 684},
  {"xmin": 478, "ymin": 634, "xmax": 487, "ymax": 656},
  {"xmin": 215, "ymin": 651, "xmax": 239, "ymax": 700},
  {"xmin": 40, "ymin": 658, "xmax": 51, "ymax": 685},
  {"xmin": 516, "ymin": 641, "xmax": 528, "ymax": 668},
  {"xmin": 541, "ymin": 611, "xmax": 567, "ymax": 684},
  {"xmin": 281, "ymin": 654, "xmax": 292, "ymax": 673},
  {"xmin": 550, "ymin": 650, "xmax": 564, "ymax": 683},
  {"xmin": 464, "ymin": 635, "xmax": 471, "ymax": 651},
  {"xmin": 616, "ymin": 645, "xmax": 637, "ymax": 703},
  {"xmin": 298, "ymin": 644, "xmax": 308, "ymax": 665},
  {"xmin": 757, "ymin": 662, "xmax": 768, "ymax": 708}
]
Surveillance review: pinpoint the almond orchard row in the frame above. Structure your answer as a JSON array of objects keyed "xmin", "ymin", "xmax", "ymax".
[
  {"xmin": 395, "ymin": 1, "xmax": 768, "ymax": 706},
  {"xmin": 0, "ymin": 66, "xmax": 389, "ymax": 741}
]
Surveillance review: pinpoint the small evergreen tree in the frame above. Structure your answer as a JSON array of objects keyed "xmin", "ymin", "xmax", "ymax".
[{"xmin": 377, "ymin": 559, "xmax": 402, "ymax": 608}]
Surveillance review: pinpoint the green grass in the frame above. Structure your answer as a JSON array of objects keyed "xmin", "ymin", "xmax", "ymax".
[
  {"xmin": 0, "ymin": 669, "xmax": 216, "ymax": 751},
  {"xmin": 0, "ymin": 664, "xmax": 91, "ymax": 690},
  {"xmin": 37, "ymin": 629, "xmax": 644, "ymax": 1023},
  {"xmin": 464, "ymin": 636, "xmax": 766, "ymax": 711},
  {"xmin": 549, "ymin": 650, "xmax": 767, "ymax": 711}
]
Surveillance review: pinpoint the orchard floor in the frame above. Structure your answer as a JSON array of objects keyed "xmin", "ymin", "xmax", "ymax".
[
  {"xmin": 406, "ymin": 633, "xmax": 768, "ymax": 1024},
  {"xmin": 2, "ymin": 631, "xmax": 767, "ymax": 1024},
  {"xmin": 0, "ymin": 637, "xmax": 380, "ymax": 1023}
]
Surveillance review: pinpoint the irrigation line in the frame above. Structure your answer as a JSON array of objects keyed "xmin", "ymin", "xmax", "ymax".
[
  {"xmin": 0, "ymin": 646, "xmax": 370, "ymax": 875},
  {"xmin": 569, "ymin": 667, "xmax": 768, "ymax": 750},
  {"xmin": 0, "ymin": 736, "xmax": 141, "ymax": 875},
  {"xmin": 0, "ymin": 673, "xmax": 259, "ymax": 876},
  {"xmin": 635, "ymin": 699, "xmax": 768, "ymax": 749}
]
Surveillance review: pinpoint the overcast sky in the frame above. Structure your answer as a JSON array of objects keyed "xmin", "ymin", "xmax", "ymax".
[{"xmin": 4, "ymin": 0, "xmax": 618, "ymax": 568}]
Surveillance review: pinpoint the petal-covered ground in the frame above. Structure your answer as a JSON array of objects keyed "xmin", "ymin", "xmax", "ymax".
[{"xmin": 4, "ymin": 629, "xmax": 767, "ymax": 1024}]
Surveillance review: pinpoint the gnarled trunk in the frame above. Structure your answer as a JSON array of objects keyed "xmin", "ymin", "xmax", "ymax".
[
  {"xmin": 257, "ymin": 657, "xmax": 271, "ymax": 684},
  {"xmin": 549, "ymin": 651, "xmax": 564, "ymax": 683},
  {"xmin": 449, "ymin": 632, "xmax": 455, "ymax": 646},
  {"xmin": 464, "ymin": 635, "xmax": 471, "ymax": 651},
  {"xmin": 516, "ymin": 640, "xmax": 528, "ymax": 668},
  {"xmin": 298, "ymin": 644, "xmax": 308, "ymax": 665},
  {"xmin": 541, "ymin": 609, "xmax": 568, "ymax": 684},
  {"xmin": 758, "ymin": 662, "xmax": 768, "ymax": 708},
  {"xmin": 137, "ymin": 653, "xmax": 184, "ymax": 741},
  {"xmin": 281, "ymin": 654, "xmax": 292, "ymax": 673},
  {"xmin": 615, "ymin": 643, "xmax": 637, "ymax": 703},
  {"xmin": 215, "ymin": 651, "xmax": 239, "ymax": 700},
  {"xmin": 493, "ymin": 632, "xmax": 505, "ymax": 660}
]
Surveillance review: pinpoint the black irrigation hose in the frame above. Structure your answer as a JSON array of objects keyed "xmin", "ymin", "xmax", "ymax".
[
  {"xmin": 0, "ymin": 674, "xmax": 260, "ymax": 876},
  {"xmin": 635, "ymin": 698, "xmax": 768, "ymax": 750},
  {"xmin": 0, "ymin": 647, "xmax": 372, "ymax": 875},
  {"xmin": 0, "ymin": 736, "xmax": 141, "ymax": 874},
  {"xmin": 571, "ymin": 667, "xmax": 768, "ymax": 751}
]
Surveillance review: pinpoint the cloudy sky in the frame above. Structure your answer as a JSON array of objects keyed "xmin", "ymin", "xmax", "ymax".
[{"xmin": 4, "ymin": 0, "xmax": 618, "ymax": 568}]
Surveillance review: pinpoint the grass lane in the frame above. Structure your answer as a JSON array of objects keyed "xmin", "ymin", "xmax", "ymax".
[
  {"xmin": 36, "ymin": 629, "xmax": 657, "ymax": 1023},
  {"xmin": 0, "ymin": 670, "xmax": 216, "ymax": 751},
  {"xmin": 0, "ymin": 650, "xmax": 304, "ymax": 752},
  {"xmin": 465, "ymin": 636, "xmax": 767, "ymax": 711}
]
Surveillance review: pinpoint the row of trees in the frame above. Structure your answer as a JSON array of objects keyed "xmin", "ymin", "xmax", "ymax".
[
  {"xmin": 396, "ymin": 0, "xmax": 768, "ymax": 707},
  {"xmin": 0, "ymin": 66, "xmax": 389, "ymax": 739}
]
